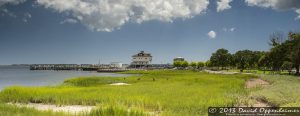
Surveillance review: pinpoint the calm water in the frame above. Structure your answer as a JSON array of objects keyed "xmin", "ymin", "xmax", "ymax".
[{"xmin": 0, "ymin": 66, "xmax": 129, "ymax": 90}]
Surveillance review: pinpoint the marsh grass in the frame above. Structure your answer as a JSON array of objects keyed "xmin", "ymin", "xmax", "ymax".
[
  {"xmin": 0, "ymin": 70, "xmax": 254, "ymax": 115},
  {"xmin": 0, "ymin": 103, "xmax": 67, "ymax": 116},
  {"xmin": 89, "ymin": 105, "xmax": 149, "ymax": 116},
  {"xmin": 250, "ymin": 74, "xmax": 300, "ymax": 107}
]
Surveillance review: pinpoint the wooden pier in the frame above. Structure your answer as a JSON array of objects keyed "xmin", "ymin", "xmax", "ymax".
[
  {"xmin": 29, "ymin": 64, "xmax": 128, "ymax": 72},
  {"xmin": 30, "ymin": 64, "xmax": 80, "ymax": 70},
  {"xmin": 29, "ymin": 64, "xmax": 172, "ymax": 72},
  {"xmin": 97, "ymin": 69, "xmax": 128, "ymax": 72}
]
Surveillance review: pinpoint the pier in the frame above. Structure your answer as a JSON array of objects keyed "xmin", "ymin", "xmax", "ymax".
[
  {"xmin": 97, "ymin": 69, "xmax": 129, "ymax": 72},
  {"xmin": 29, "ymin": 63, "xmax": 173, "ymax": 72},
  {"xmin": 29, "ymin": 64, "xmax": 129, "ymax": 72},
  {"xmin": 30, "ymin": 64, "xmax": 80, "ymax": 70}
]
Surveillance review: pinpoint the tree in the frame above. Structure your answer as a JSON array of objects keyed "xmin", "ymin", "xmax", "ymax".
[
  {"xmin": 250, "ymin": 51, "xmax": 264, "ymax": 69},
  {"xmin": 258, "ymin": 53, "xmax": 271, "ymax": 73},
  {"xmin": 181, "ymin": 61, "xmax": 189, "ymax": 68},
  {"xmin": 282, "ymin": 61, "xmax": 293, "ymax": 74},
  {"xmin": 269, "ymin": 31, "xmax": 285, "ymax": 46},
  {"xmin": 233, "ymin": 50, "xmax": 253, "ymax": 72},
  {"xmin": 173, "ymin": 61, "xmax": 182, "ymax": 68},
  {"xmin": 197, "ymin": 62, "xmax": 205, "ymax": 69},
  {"xmin": 210, "ymin": 48, "xmax": 231, "ymax": 69},
  {"xmin": 267, "ymin": 32, "xmax": 300, "ymax": 75},
  {"xmin": 268, "ymin": 45, "xmax": 287, "ymax": 71},
  {"xmin": 285, "ymin": 32, "xmax": 300, "ymax": 75},
  {"xmin": 228, "ymin": 54, "xmax": 235, "ymax": 69},
  {"xmin": 190, "ymin": 62, "xmax": 197, "ymax": 69},
  {"xmin": 205, "ymin": 60, "xmax": 212, "ymax": 67}
]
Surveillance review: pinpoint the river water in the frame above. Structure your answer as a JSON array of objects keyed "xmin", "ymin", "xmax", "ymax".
[{"xmin": 0, "ymin": 65, "xmax": 129, "ymax": 90}]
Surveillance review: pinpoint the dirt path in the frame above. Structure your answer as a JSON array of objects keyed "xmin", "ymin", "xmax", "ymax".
[
  {"xmin": 8, "ymin": 103, "xmax": 95, "ymax": 114},
  {"xmin": 204, "ymin": 70, "xmax": 239, "ymax": 74},
  {"xmin": 243, "ymin": 78, "xmax": 272, "ymax": 107},
  {"xmin": 245, "ymin": 78, "xmax": 270, "ymax": 88},
  {"xmin": 109, "ymin": 82, "xmax": 131, "ymax": 86}
]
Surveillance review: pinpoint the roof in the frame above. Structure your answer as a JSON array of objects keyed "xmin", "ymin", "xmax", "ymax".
[
  {"xmin": 132, "ymin": 51, "xmax": 152, "ymax": 57},
  {"xmin": 174, "ymin": 57, "xmax": 184, "ymax": 59}
]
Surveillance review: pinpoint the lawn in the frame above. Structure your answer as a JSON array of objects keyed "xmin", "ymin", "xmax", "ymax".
[{"xmin": 0, "ymin": 70, "xmax": 256, "ymax": 115}]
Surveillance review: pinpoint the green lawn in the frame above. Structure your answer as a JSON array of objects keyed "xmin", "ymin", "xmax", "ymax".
[{"xmin": 0, "ymin": 70, "xmax": 253, "ymax": 115}]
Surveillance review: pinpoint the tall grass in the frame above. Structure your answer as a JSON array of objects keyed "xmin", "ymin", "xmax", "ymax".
[
  {"xmin": 0, "ymin": 103, "xmax": 67, "ymax": 116},
  {"xmin": 89, "ymin": 106, "xmax": 149, "ymax": 116},
  {"xmin": 0, "ymin": 70, "xmax": 253, "ymax": 115},
  {"xmin": 250, "ymin": 74, "xmax": 300, "ymax": 107}
]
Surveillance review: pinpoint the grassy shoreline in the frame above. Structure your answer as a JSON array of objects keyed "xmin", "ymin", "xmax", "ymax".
[{"xmin": 0, "ymin": 70, "xmax": 299, "ymax": 115}]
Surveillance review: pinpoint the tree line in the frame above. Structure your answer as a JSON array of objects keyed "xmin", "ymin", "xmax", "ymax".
[
  {"xmin": 172, "ymin": 32, "xmax": 300, "ymax": 75},
  {"xmin": 208, "ymin": 32, "xmax": 300, "ymax": 75},
  {"xmin": 173, "ymin": 61, "xmax": 206, "ymax": 69}
]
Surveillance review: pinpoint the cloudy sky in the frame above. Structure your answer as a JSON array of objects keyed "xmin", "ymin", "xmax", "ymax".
[{"xmin": 0, "ymin": 0, "xmax": 300, "ymax": 64}]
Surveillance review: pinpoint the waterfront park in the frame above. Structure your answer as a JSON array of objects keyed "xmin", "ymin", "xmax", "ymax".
[{"xmin": 0, "ymin": 32, "xmax": 300, "ymax": 116}]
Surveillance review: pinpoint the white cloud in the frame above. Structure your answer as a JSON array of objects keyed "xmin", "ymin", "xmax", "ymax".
[
  {"xmin": 296, "ymin": 9, "xmax": 300, "ymax": 20},
  {"xmin": 223, "ymin": 27, "xmax": 235, "ymax": 32},
  {"xmin": 36, "ymin": 0, "xmax": 209, "ymax": 32},
  {"xmin": 1, "ymin": 8, "xmax": 16, "ymax": 17},
  {"xmin": 230, "ymin": 27, "xmax": 236, "ymax": 32},
  {"xmin": 245, "ymin": 0, "xmax": 300, "ymax": 20},
  {"xmin": 217, "ymin": 0, "xmax": 233, "ymax": 12},
  {"xmin": 208, "ymin": 30, "xmax": 216, "ymax": 39},
  {"xmin": 0, "ymin": 0, "xmax": 26, "ymax": 18},
  {"xmin": 0, "ymin": 0, "xmax": 26, "ymax": 7},
  {"xmin": 60, "ymin": 18, "xmax": 78, "ymax": 24},
  {"xmin": 22, "ymin": 12, "xmax": 31, "ymax": 22}
]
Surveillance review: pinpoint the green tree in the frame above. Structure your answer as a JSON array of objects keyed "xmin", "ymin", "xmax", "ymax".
[
  {"xmin": 190, "ymin": 62, "xmax": 197, "ymax": 69},
  {"xmin": 250, "ymin": 51, "xmax": 264, "ymax": 69},
  {"xmin": 233, "ymin": 50, "xmax": 253, "ymax": 72},
  {"xmin": 182, "ymin": 61, "xmax": 189, "ymax": 68},
  {"xmin": 258, "ymin": 53, "xmax": 271, "ymax": 73},
  {"xmin": 205, "ymin": 60, "xmax": 211, "ymax": 67},
  {"xmin": 269, "ymin": 32, "xmax": 285, "ymax": 46},
  {"xmin": 173, "ymin": 61, "xmax": 182, "ymax": 68},
  {"xmin": 282, "ymin": 61, "xmax": 293, "ymax": 73},
  {"xmin": 197, "ymin": 62, "xmax": 205, "ymax": 69},
  {"xmin": 267, "ymin": 32, "xmax": 288, "ymax": 71},
  {"xmin": 210, "ymin": 48, "xmax": 231, "ymax": 69},
  {"xmin": 286, "ymin": 32, "xmax": 300, "ymax": 75},
  {"xmin": 268, "ymin": 45, "xmax": 287, "ymax": 71},
  {"xmin": 266, "ymin": 32, "xmax": 300, "ymax": 75}
]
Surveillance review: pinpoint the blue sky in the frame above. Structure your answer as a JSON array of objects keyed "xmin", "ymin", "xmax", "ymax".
[{"xmin": 0, "ymin": 0, "xmax": 300, "ymax": 65}]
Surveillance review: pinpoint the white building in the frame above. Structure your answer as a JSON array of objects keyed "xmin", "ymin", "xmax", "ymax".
[
  {"xmin": 110, "ymin": 62, "xmax": 123, "ymax": 68},
  {"xmin": 173, "ymin": 57, "xmax": 185, "ymax": 62},
  {"xmin": 131, "ymin": 51, "xmax": 152, "ymax": 67}
]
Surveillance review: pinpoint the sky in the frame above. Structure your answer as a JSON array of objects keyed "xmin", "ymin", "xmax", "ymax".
[{"xmin": 0, "ymin": 0, "xmax": 300, "ymax": 65}]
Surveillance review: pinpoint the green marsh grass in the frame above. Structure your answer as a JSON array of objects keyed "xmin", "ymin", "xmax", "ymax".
[
  {"xmin": 250, "ymin": 74, "xmax": 300, "ymax": 107},
  {"xmin": 0, "ymin": 103, "xmax": 67, "ymax": 116},
  {"xmin": 89, "ymin": 105, "xmax": 148, "ymax": 116},
  {"xmin": 0, "ymin": 70, "xmax": 254, "ymax": 115}
]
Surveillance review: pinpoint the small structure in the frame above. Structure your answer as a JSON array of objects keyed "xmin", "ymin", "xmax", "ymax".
[
  {"xmin": 131, "ymin": 51, "xmax": 152, "ymax": 68},
  {"xmin": 173, "ymin": 57, "xmax": 185, "ymax": 62},
  {"xmin": 110, "ymin": 62, "xmax": 123, "ymax": 68},
  {"xmin": 149, "ymin": 64, "xmax": 173, "ymax": 69}
]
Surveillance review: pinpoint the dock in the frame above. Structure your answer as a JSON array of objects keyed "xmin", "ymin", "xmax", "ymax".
[
  {"xmin": 29, "ymin": 64, "xmax": 129, "ymax": 72},
  {"xmin": 97, "ymin": 69, "xmax": 128, "ymax": 72},
  {"xmin": 29, "ymin": 63, "xmax": 172, "ymax": 72},
  {"xmin": 30, "ymin": 64, "xmax": 80, "ymax": 70}
]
